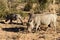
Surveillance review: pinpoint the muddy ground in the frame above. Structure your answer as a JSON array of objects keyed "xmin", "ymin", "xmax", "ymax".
[{"xmin": 0, "ymin": 15, "xmax": 60, "ymax": 40}]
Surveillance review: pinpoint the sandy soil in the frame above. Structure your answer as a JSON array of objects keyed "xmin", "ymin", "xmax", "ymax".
[{"xmin": 0, "ymin": 15, "xmax": 60, "ymax": 40}]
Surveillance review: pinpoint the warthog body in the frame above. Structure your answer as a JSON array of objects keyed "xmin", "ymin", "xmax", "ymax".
[
  {"xmin": 27, "ymin": 13, "xmax": 57, "ymax": 32},
  {"xmin": 5, "ymin": 14, "xmax": 23, "ymax": 23}
]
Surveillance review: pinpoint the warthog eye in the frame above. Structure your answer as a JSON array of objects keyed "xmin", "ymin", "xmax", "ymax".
[
  {"xmin": 27, "ymin": 19, "xmax": 32, "ymax": 26},
  {"xmin": 29, "ymin": 20, "xmax": 32, "ymax": 22},
  {"xmin": 28, "ymin": 19, "xmax": 32, "ymax": 22}
]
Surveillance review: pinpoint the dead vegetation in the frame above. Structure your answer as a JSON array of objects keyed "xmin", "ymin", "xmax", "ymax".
[
  {"xmin": 0, "ymin": 0, "xmax": 60, "ymax": 40},
  {"xmin": 0, "ymin": 14, "xmax": 59, "ymax": 40}
]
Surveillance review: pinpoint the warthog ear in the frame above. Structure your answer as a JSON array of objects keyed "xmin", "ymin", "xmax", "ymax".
[
  {"xmin": 28, "ymin": 13, "xmax": 35, "ymax": 18},
  {"xmin": 28, "ymin": 13, "xmax": 35, "ymax": 23}
]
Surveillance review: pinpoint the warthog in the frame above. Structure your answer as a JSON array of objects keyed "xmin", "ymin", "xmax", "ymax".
[
  {"xmin": 27, "ymin": 13, "xmax": 57, "ymax": 32},
  {"xmin": 5, "ymin": 14, "xmax": 23, "ymax": 23}
]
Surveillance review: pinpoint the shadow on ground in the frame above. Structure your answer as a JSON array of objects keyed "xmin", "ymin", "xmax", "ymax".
[
  {"xmin": 0, "ymin": 21, "xmax": 23, "ymax": 25},
  {"xmin": 0, "ymin": 21, "xmax": 5, "ymax": 24},
  {"xmin": 9, "ymin": 22, "xmax": 23, "ymax": 25},
  {"xmin": 2, "ymin": 27, "xmax": 27, "ymax": 32}
]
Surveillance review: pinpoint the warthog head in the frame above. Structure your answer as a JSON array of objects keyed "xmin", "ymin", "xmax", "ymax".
[{"xmin": 26, "ymin": 13, "xmax": 35, "ymax": 32}]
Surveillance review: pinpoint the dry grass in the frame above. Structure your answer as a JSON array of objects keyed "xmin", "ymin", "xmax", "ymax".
[{"xmin": 0, "ymin": 15, "xmax": 60, "ymax": 40}]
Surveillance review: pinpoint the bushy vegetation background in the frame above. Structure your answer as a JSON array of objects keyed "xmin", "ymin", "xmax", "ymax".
[{"xmin": 0, "ymin": 0, "xmax": 60, "ymax": 19}]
